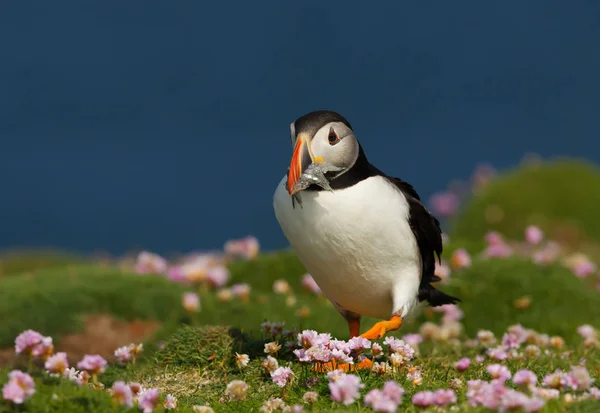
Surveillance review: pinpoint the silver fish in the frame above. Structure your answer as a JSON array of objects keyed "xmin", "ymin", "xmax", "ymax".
[{"xmin": 291, "ymin": 162, "xmax": 344, "ymax": 208}]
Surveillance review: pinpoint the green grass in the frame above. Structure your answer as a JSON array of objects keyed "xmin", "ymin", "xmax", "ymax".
[
  {"xmin": 450, "ymin": 159, "xmax": 600, "ymax": 245},
  {"xmin": 0, "ymin": 265, "xmax": 189, "ymax": 348},
  {"xmin": 1, "ymin": 251, "xmax": 599, "ymax": 412},
  {"xmin": 0, "ymin": 249, "xmax": 85, "ymax": 277}
]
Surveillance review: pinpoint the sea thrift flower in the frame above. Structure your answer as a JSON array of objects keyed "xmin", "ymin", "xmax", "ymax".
[
  {"xmin": 235, "ymin": 353, "xmax": 249, "ymax": 369},
  {"xmin": 434, "ymin": 304, "xmax": 464, "ymax": 323},
  {"xmin": 485, "ymin": 231, "xmax": 504, "ymax": 246},
  {"xmin": 135, "ymin": 251, "xmax": 168, "ymax": 274},
  {"xmin": 483, "ymin": 242, "xmax": 513, "ymax": 258},
  {"xmin": 260, "ymin": 398, "xmax": 288, "ymax": 413},
  {"xmin": 224, "ymin": 235, "xmax": 259, "ymax": 259},
  {"xmin": 231, "ymin": 283, "xmax": 251, "ymax": 300},
  {"xmin": 477, "ymin": 330, "xmax": 497, "ymax": 347},
  {"xmin": 450, "ymin": 248, "xmax": 471, "ymax": 269},
  {"xmin": 301, "ymin": 274, "xmax": 321, "ymax": 294},
  {"xmin": 549, "ymin": 336, "xmax": 565, "ymax": 349},
  {"xmin": 273, "ymin": 279, "xmax": 291, "ymax": 295},
  {"xmin": 14, "ymin": 330, "xmax": 44, "ymax": 355},
  {"xmin": 371, "ymin": 343, "xmax": 383, "ymax": 357},
  {"xmin": 30, "ymin": 336, "xmax": 53, "ymax": 359},
  {"xmin": 128, "ymin": 382, "xmax": 143, "ymax": 395},
  {"xmin": 383, "ymin": 337, "xmax": 415, "ymax": 360},
  {"xmin": 164, "ymin": 394, "xmax": 177, "ymax": 409},
  {"xmin": 182, "ymin": 292, "xmax": 201, "ymax": 312},
  {"xmin": 271, "ymin": 367, "xmax": 295, "ymax": 388},
  {"xmin": 262, "ymin": 356, "xmax": 279, "ymax": 374},
  {"xmin": 76, "ymin": 354, "xmax": 107, "ymax": 375},
  {"xmin": 543, "ymin": 370, "xmax": 567, "ymax": 389},
  {"xmin": 572, "ymin": 258, "xmax": 596, "ymax": 278},
  {"xmin": 577, "ymin": 324, "xmax": 597, "ymax": 341},
  {"xmin": 487, "ymin": 364, "xmax": 511, "ymax": 382},
  {"xmin": 429, "ymin": 191, "xmax": 459, "ymax": 217},
  {"xmin": 434, "ymin": 261, "xmax": 451, "ymax": 279},
  {"xmin": 407, "ymin": 366, "xmax": 423, "ymax": 385},
  {"xmin": 412, "ymin": 391, "xmax": 435, "ymax": 407},
  {"xmin": 264, "ymin": 342, "xmax": 282, "ymax": 355},
  {"xmin": 206, "ymin": 266, "xmax": 229, "ymax": 287},
  {"xmin": 166, "ymin": 266, "xmax": 188, "ymax": 283},
  {"xmin": 455, "ymin": 357, "xmax": 471, "ymax": 371},
  {"xmin": 63, "ymin": 367, "xmax": 89, "ymax": 386},
  {"xmin": 45, "ymin": 352, "xmax": 69, "ymax": 375},
  {"xmin": 224, "ymin": 380, "xmax": 249, "ymax": 400},
  {"xmin": 328, "ymin": 373, "xmax": 364, "ymax": 405},
  {"xmin": 524, "ymin": 344, "xmax": 541, "ymax": 358},
  {"xmin": 566, "ymin": 366, "xmax": 594, "ymax": 390},
  {"xmin": 525, "ymin": 225, "xmax": 544, "ymax": 244},
  {"xmin": 115, "ymin": 345, "xmax": 132, "ymax": 363},
  {"xmin": 303, "ymin": 391, "xmax": 318, "ymax": 403},
  {"xmin": 433, "ymin": 389, "xmax": 457, "ymax": 406},
  {"xmin": 110, "ymin": 381, "xmax": 134, "ymax": 407},
  {"xmin": 2, "ymin": 370, "xmax": 35, "ymax": 404},
  {"xmin": 487, "ymin": 347, "xmax": 508, "ymax": 361},
  {"xmin": 513, "ymin": 369, "xmax": 537, "ymax": 388},
  {"xmin": 138, "ymin": 388, "xmax": 160, "ymax": 413},
  {"xmin": 502, "ymin": 332, "xmax": 522, "ymax": 349},
  {"xmin": 373, "ymin": 361, "xmax": 392, "ymax": 376}
]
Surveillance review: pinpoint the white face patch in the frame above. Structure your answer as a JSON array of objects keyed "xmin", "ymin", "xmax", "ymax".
[{"xmin": 309, "ymin": 122, "xmax": 359, "ymax": 175}]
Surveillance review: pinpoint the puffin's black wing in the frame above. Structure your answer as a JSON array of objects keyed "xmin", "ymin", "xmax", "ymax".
[{"xmin": 384, "ymin": 176, "xmax": 460, "ymax": 307}]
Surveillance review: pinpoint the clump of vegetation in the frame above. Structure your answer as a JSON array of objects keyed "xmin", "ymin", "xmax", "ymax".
[{"xmin": 451, "ymin": 159, "xmax": 600, "ymax": 246}]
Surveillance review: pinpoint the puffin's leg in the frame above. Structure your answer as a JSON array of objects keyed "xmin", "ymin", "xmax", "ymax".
[{"xmin": 360, "ymin": 315, "xmax": 403, "ymax": 340}]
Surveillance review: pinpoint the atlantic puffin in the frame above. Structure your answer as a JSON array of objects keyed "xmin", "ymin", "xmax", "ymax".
[{"xmin": 273, "ymin": 110, "xmax": 460, "ymax": 348}]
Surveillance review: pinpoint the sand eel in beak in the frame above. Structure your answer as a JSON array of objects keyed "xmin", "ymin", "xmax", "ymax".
[{"xmin": 273, "ymin": 110, "xmax": 460, "ymax": 371}]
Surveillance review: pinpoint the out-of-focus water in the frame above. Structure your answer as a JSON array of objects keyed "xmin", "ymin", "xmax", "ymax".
[{"xmin": 1, "ymin": 1, "xmax": 599, "ymax": 254}]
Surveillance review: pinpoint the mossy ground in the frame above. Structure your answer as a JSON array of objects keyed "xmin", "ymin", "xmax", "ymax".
[{"xmin": 0, "ymin": 249, "xmax": 599, "ymax": 412}]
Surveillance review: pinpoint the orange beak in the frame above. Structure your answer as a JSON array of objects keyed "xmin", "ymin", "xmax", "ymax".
[{"xmin": 286, "ymin": 136, "xmax": 313, "ymax": 195}]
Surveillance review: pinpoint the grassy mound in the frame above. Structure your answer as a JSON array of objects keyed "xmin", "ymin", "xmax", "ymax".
[
  {"xmin": 440, "ymin": 258, "xmax": 600, "ymax": 341},
  {"xmin": 0, "ymin": 265, "xmax": 188, "ymax": 348},
  {"xmin": 450, "ymin": 159, "xmax": 600, "ymax": 245},
  {"xmin": 0, "ymin": 249, "xmax": 85, "ymax": 277}
]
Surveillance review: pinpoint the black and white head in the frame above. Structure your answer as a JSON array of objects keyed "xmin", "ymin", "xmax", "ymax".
[{"xmin": 286, "ymin": 110, "xmax": 361, "ymax": 195}]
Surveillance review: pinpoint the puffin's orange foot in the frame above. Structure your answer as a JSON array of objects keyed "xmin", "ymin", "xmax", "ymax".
[
  {"xmin": 313, "ymin": 358, "xmax": 373, "ymax": 373},
  {"xmin": 360, "ymin": 315, "xmax": 403, "ymax": 340}
]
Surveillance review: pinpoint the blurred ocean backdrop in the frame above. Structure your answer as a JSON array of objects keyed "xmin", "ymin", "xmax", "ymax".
[{"xmin": 1, "ymin": 0, "xmax": 599, "ymax": 255}]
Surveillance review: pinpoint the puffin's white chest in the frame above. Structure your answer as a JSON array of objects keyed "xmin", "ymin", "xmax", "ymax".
[{"xmin": 273, "ymin": 175, "xmax": 421, "ymax": 319}]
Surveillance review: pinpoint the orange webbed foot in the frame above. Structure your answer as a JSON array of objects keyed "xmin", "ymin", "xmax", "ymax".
[
  {"xmin": 360, "ymin": 315, "xmax": 403, "ymax": 340},
  {"xmin": 313, "ymin": 358, "xmax": 373, "ymax": 373}
]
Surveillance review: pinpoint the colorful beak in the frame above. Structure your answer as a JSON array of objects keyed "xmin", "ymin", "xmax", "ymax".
[{"xmin": 287, "ymin": 136, "xmax": 313, "ymax": 195}]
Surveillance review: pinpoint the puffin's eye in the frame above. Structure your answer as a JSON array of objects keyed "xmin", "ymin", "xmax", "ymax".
[{"xmin": 328, "ymin": 128, "xmax": 340, "ymax": 145}]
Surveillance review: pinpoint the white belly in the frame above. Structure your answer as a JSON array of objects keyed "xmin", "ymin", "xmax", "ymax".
[{"xmin": 273, "ymin": 175, "xmax": 421, "ymax": 319}]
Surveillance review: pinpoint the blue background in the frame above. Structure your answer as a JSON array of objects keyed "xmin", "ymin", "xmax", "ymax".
[{"xmin": 1, "ymin": 1, "xmax": 599, "ymax": 255}]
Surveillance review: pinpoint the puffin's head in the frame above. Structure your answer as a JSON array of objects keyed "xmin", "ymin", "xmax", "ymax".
[{"xmin": 286, "ymin": 110, "xmax": 359, "ymax": 195}]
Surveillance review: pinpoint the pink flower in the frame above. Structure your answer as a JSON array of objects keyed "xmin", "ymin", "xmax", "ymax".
[
  {"xmin": 383, "ymin": 337, "xmax": 415, "ymax": 360},
  {"xmin": 364, "ymin": 382, "xmax": 404, "ymax": 413},
  {"xmin": 164, "ymin": 394, "xmax": 177, "ymax": 409},
  {"xmin": 45, "ymin": 352, "xmax": 69, "ymax": 375},
  {"xmin": 434, "ymin": 261, "xmax": 451, "ymax": 279},
  {"xmin": 485, "ymin": 231, "xmax": 504, "ymax": 246},
  {"xmin": 412, "ymin": 391, "xmax": 435, "ymax": 407},
  {"xmin": 434, "ymin": 304, "xmax": 464, "ymax": 323},
  {"xmin": 138, "ymin": 388, "xmax": 160, "ymax": 413},
  {"xmin": 271, "ymin": 367, "xmax": 295, "ymax": 388},
  {"xmin": 454, "ymin": 357, "xmax": 471, "ymax": 371},
  {"xmin": 348, "ymin": 337, "xmax": 371, "ymax": 353},
  {"xmin": 525, "ymin": 225, "xmax": 544, "ymax": 245},
  {"xmin": 433, "ymin": 389, "xmax": 457, "ymax": 406},
  {"xmin": 450, "ymin": 249, "xmax": 471, "ymax": 270},
  {"xmin": 486, "ymin": 348, "xmax": 508, "ymax": 360},
  {"xmin": 224, "ymin": 236, "xmax": 260, "ymax": 259},
  {"xmin": 501, "ymin": 332, "xmax": 522, "ymax": 349},
  {"xmin": 542, "ymin": 370, "xmax": 567, "ymax": 389},
  {"xmin": 577, "ymin": 324, "xmax": 597, "ymax": 341},
  {"xmin": 166, "ymin": 266, "xmax": 189, "ymax": 283},
  {"xmin": 206, "ymin": 266, "xmax": 229, "ymax": 287},
  {"xmin": 14, "ymin": 330, "xmax": 43, "ymax": 355},
  {"xmin": 572, "ymin": 259, "xmax": 597, "ymax": 278},
  {"xmin": 566, "ymin": 366, "xmax": 594, "ymax": 391},
  {"xmin": 2, "ymin": 370, "xmax": 35, "ymax": 404},
  {"xmin": 328, "ymin": 373, "xmax": 364, "ymax": 405},
  {"xmin": 114, "ymin": 346, "xmax": 132, "ymax": 363},
  {"xmin": 134, "ymin": 251, "xmax": 168, "ymax": 274},
  {"xmin": 402, "ymin": 334, "xmax": 423, "ymax": 350},
  {"xmin": 297, "ymin": 330, "xmax": 330, "ymax": 349},
  {"xmin": 182, "ymin": 292, "xmax": 201, "ymax": 312},
  {"xmin": 231, "ymin": 283, "xmax": 251, "ymax": 299},
  {"xmin": 76, "ymin": 354, "xmax": 107, "ymax": 375},
  {"xmin": 371, "ymin": 342, "xmax": 383, "ymax": 357},
  {"xmin": 301, "ymin": 274, "xmax": 322, "ymax": 294},
  {"xmin": 110, "ymin": 381, "xmax": 134, "ymax": 407},
  {"xmin": 513, "ymin": 369, "xmax": 537, "ymax": 387},
  {"xmin": 532, "ymin": 242, "xmax": 561, "ymax": 264},
  {"xmin": 487, "ymin": 364, "xmax": 511, "ymax": 382},
  {"xmin": 483, "ymin": 242, "xmax": 513, "ymax": 258},
  {"xmin": 429, "ymin": 191, "xmax": 460, "ymax": 217}
]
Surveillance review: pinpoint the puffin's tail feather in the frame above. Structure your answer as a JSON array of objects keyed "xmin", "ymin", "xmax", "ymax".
[{"xmin": 418, "ymin": 284, "xmax": 461, "ymax": 307}]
